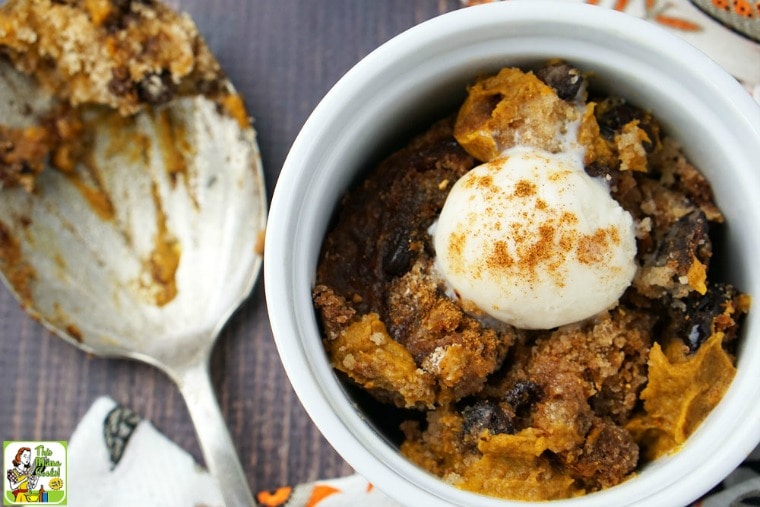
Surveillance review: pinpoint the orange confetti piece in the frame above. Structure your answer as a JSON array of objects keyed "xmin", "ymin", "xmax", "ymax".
[
  {"xmin": 306, "ymin": 485, "xmax": 341, "ymax": 507},
  {"xmin": 654, "ymin": 14, "xmax": 703, "ymax": 31},
  {"xmin": 256, "ymin": 486, "xmax": 293, "ymax": 507},
  {"xmin": 614, "ymin": 0, "xmax": 629, "ymax": 10},
  {"xmin": 366, "ymin": 482, "xmax": 375, "ymax": 493},
  {"xmin": 585, "ymin": 0, "xmax": 601, "ymax": 5}
]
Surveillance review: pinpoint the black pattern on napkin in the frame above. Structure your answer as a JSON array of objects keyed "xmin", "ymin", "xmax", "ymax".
[{"xmin": 103, "ymin": 404, "xmax": 141, "ymax": 469}]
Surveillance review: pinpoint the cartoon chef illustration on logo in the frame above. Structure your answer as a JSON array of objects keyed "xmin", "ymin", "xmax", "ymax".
[{"xmin": 6, "ymin": 447, "xmax": 40, "ymax": 503}]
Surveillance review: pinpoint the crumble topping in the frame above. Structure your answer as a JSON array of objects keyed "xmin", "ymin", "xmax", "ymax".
[{"xmin": 0, "ymin": 0, "xmax": 225, "ymax": 115}]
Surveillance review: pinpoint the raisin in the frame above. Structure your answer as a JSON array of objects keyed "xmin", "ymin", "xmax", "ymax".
[
  {"xmin": 584, "ymin": 161, "xmax": 619, "ymax": 188},
  {"xmin": 652, "ymin": 209, "xmax": 711, "ymax": 272},
  {"xmin": 535, "ymin": 62, "xmax": 583, "ymax": 101},
  {"xmin": 596, "ymin": 98, "xmax": 630, "ymax": 137},
  {"xmin": 595, "ymin": 97, "xmax": 661, "ymax": 151},
  {"xmin": 461, "ymin": 400, "xmax": 515, "ymax": 439},
  {"xmin": 382, "ymin": 230, "xmax": 412, "ymax": 276},
  {"xmin": 665, "ymin": 282, "xmax": 744, "ymax": 352},
  {"xmin": 504, "ymin": 379, "xmax": 542, "ymax": 414}
]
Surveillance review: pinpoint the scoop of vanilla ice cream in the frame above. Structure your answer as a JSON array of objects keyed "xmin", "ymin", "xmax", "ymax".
[{"xmin": 432, "ymin": 147, "xmax": 637, "ymax": 329}]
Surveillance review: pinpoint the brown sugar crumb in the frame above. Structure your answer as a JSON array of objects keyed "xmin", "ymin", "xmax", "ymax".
[
  {"xmin": 387, "ymin": 259, "xmax": 516, "ymax": 405},
  {"xmin": 616, "ymin": 120, "xmax": 651, "ymax": 172},
  {"xmin": 571, "ymin": 419, "xmax": 640, "ymax": 489},
  {"xmin": 650, "ymin": 137, "xmax": 723, "ymax": 222},
  {"xmin": 0, "ymin": 0, "xmax": 229, "ymax": 116},
  {"xmin": 314, "ymin": 286, "xmax": 435, "ymax": 407},
  {"xmin": 324, "ymin": 308, "xmax": 436, "ymax": 410},
  {"xmin": 577, "ymin": 102, "xmax": 617, "ymax": 167}
]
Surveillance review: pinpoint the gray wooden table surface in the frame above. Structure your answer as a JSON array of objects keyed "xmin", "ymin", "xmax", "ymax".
[{"xmin": 0, "ymin": 0, "xmax": 462, "ymax": 496}]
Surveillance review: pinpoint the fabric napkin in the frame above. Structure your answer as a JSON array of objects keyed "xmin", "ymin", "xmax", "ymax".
[{"xmin": 67, "ymin": 397, "xmax": 224, "ymax": 507}]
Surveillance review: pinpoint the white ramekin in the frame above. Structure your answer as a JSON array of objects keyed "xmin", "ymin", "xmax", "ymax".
[{"xmin": 265, "ymin": 2, "xmax": 760, "ymax": 506}]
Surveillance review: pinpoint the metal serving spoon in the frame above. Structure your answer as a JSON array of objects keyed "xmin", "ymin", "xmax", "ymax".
[{"xmin": 0, "ymin": 58, "xmax": 266, "ymax": 506}]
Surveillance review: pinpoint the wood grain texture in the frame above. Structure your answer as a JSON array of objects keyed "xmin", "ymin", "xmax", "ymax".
[{"xmin": 0, "ymin": 0, "xmax": 461, "ymax": 494}]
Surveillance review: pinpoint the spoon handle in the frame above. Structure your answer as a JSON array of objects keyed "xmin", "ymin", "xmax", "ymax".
[{"xmin": 175, "ymin": 357, "xmax": 255, "ymax": 507}]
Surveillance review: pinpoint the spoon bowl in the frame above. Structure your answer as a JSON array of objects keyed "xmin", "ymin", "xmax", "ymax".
[{"xmin": 0, "ymin": 57, "xmax": 266, "ymax": 506}]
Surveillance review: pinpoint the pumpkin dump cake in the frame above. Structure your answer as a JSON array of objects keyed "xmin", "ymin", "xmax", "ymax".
[{"xmin": 313, "ymin": 61, "xmax": 750, "ymax": 500}]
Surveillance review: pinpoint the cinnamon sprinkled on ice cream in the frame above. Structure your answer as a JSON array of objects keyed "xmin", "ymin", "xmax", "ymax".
[{"xmin": 432, "ymin": 147, "xmax": 637, "ymax": 329}]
